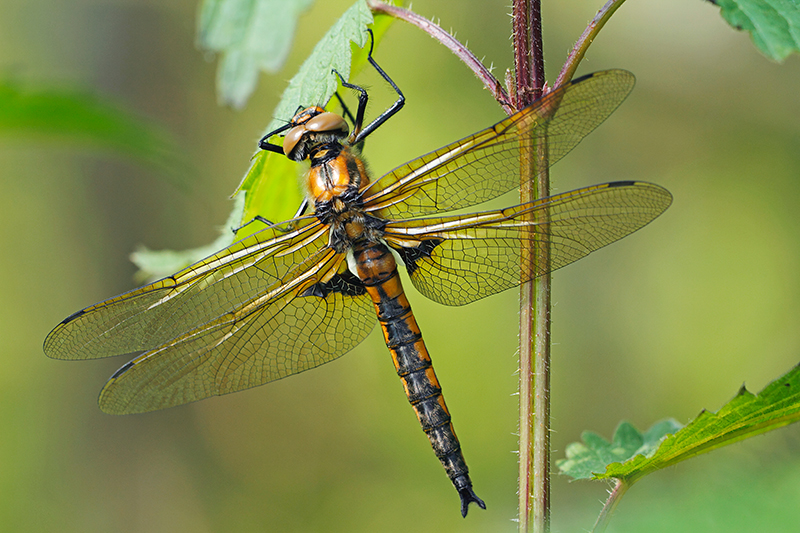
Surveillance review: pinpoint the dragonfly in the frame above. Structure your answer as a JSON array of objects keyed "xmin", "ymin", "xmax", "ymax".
[{"xmin": 44, "ymin": 38, "xmax": 671, "ymax": 517}]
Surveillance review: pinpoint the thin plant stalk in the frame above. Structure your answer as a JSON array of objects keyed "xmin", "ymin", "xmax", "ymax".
[
  {"xmin": 512, "ymin": 1, "xmax": 549, "ymax": 532},
  {"xmin": 592, "ymin": 480, "xmax": 630, "ymax": 533},
  {"xmin": 516, "ymin": 2, "xmax": 627, "ymax": 530},
  {"xmin": 557, "ymin": 0, "xmax": 628, "ymax": 88}
]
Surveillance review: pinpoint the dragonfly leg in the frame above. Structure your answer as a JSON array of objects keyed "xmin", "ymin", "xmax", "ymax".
[
  {"xmin": 332, "ymin": 29, "xmax": 405, "ymax": 145},
  {"xmin": 331, "ymin": 91, "xmax": 358, "ymax": 126},
  {"xmin": 232, "ymin": 199, "xmax": 308, "ymax": 236},
  {"xmin": 258, "ymin": 121, "xmax": 293, "ymax": 153}
]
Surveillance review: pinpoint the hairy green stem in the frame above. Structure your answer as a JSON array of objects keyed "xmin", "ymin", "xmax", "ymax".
[
  {"xmin": 592, "ymin": 480, "xmax": 630, "ymax": 533},
  {"xmin": 513, "ymin": 1, "xmax": 548, "ymax": 532},
  {"xmin": 557, "ymin": 0, "xmax": 628, "ymax": 87}
]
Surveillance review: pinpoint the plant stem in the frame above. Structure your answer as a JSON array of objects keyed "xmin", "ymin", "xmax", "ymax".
[
  {"xmin": 513, "ymin": 1, "xmax": 548, "ymax": 532},
  {"xmin": 556, "ymin": 0, "xmax": 628, "ymax": 87},
  {"xmin": 592, "ymin": 480, "xmax": 629, "ymax": 533}
]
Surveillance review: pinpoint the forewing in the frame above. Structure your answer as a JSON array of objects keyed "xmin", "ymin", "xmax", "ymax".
[
  {"xmin": 361, "ymin": 70, "xmax": 635, "ymax": 219},
  {"xmin": 383, "ymin": 181, "xmax": 672, "ymax": 306},
  {"xmin": 44, "ymin": 217, "xmax": 328, "ymax": 360},
  {"xmin": 97, "ymin": 254, "xmax": 376, "ymax": 414}
]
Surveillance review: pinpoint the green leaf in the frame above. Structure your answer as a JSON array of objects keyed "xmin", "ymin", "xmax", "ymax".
[
  {"xmin": 232, "ymin": 148, "xmax": 305, "ymax": 235},
  {"xmin": 0, "ymin": 79, "xmax": 182, "ymax": 181},
  {"xmin": 558, "ymin": 364, "xmax": 800, "ymax": 484},
  {"xmin": 197, "ymin": 0, "xmax": 316, "ymax": 109},
  {"xmin": 557, "ymin": 419, "xmax": 683, "ymax": 481},
  {"xmin": 712, "ymin": 0, "xmax": 800, "ymax": 61}
]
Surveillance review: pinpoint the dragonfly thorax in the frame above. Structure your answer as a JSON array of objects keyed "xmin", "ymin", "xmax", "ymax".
[
  {"xmin": 286, "ymin": 105, "xmax": 381, "ymax": 252},
  {"xmin": 306, "ymin": 147, "xmax": 371, "ymax": 203},
  {"xmin": 315, "ymin": 185, "xmax": 385, "ymax": 253}
]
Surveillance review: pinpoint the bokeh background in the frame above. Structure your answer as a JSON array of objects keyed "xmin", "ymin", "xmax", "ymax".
[{"xmin": 3, "ymin": 0, "xmax": 800, "ymax": 531}]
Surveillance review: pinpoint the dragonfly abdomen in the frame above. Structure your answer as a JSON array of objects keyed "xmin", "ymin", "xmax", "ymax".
[{"xmin": 353, "ymin": 241, "xmax": 485, "ymax": 517}]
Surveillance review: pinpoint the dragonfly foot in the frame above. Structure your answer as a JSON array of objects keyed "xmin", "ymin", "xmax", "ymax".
[{"xmin": 458, "ymin": 486, "xmax": 486, "ymax": 517}]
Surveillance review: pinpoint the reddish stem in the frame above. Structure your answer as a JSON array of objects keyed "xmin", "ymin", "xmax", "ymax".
[{"xmin": 368, "ymin": 1, "xmax": 514, "ymax": 114}]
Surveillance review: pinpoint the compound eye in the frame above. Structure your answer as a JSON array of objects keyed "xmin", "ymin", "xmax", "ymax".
[
  {"xmin": 305, "ymin": 112, "xmax": 348, "ymax": 135},
  {"xmin": 282, "ymin": 125, "xmax": 306, "ymax": 156}
]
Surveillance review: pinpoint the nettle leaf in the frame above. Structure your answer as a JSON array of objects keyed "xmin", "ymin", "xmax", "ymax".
[
  {"xmin": 711, "ymin": 0, "xmax": 800, "ymax": 61},
  {"xmin": 557, "ymin": 419, "xmax": 683, "ymax": 481},
  {"xmin": 558, "ymin": 364, "xmax": 800, "ymax": 484},
  {"xmin": 197, "ymin": 0, "xmax": 316, "ymax": 109}
]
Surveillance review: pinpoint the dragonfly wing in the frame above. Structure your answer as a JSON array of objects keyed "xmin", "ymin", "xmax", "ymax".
[
  {"xmin": 98, "ymin": 256, "xmax": 376, "ymax": 414},
  {"xmin": 362, "ymin": 70, "xmax": 635, "ymax": 219},
  {"xmin": 100, "ymin": 250, "xmax": 376, "ymax": 414},
  {"xmin": 44, "ymin": 217, "xmax": 327, "ymax": 360},
  {"xmin": 383, "ymin": 181, "xmax": 672, "ymax": 306}
]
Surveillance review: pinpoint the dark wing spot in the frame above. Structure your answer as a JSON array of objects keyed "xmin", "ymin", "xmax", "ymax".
[
  {"xmin": 301, "ymin": 270, "xmax": 366, "ymax": 298},
  {"xmin": 110, "ymin": 360, "xmax": 136, "ymax": 380},
  {"xmin": 395, "ymin": 239, "xmax": 443, "ymax": 276},
  {"xmin": 60, "ymin": 308, "xmax": 87, "ymax": 325}
]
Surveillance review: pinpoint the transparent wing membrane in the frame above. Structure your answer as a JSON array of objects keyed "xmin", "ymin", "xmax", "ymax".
[
  {"xmin": 98, "ymin": 274, "xmax": 376, "ymax": 414},
  {"xmin": 44, "ymin": 218, "xmax": 327, "ymax": 361},
  {"xmin": 363, "ymin": 70, "xmax": 635, "ymax": 219},
  {"xmin": 384, "ymin": 182, "xmax": 671, "ymax": 306}
]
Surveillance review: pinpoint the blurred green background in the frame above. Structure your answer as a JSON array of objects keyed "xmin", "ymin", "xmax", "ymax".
[{"xmin": 3, "ymin": 0, "xmax": 800, "ymax": 531}]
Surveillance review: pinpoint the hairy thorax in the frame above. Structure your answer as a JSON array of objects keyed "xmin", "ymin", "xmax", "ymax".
[{"xmin": 307, "ymin": 146, "xmax": 385, "ymax": 252}]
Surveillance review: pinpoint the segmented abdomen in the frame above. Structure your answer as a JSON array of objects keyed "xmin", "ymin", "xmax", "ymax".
[{"xmin": 353, "ymin": 240, "xmax": 484, "ymax": 516}]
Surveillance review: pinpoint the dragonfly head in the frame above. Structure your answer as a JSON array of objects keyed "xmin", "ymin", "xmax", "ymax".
[{"xmin": 283, "ymin": 106, "xmax": 349, "ymax": 162}]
